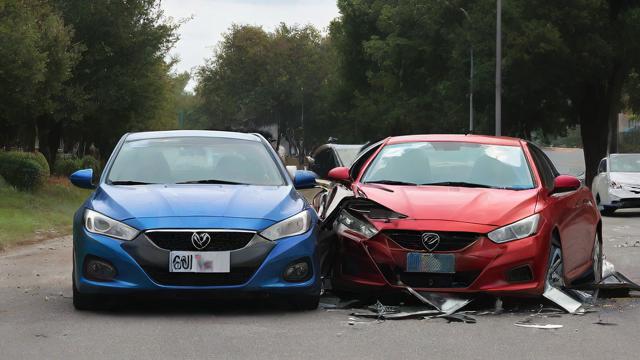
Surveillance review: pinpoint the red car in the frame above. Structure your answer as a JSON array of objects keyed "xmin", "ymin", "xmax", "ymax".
[{"xmin": 316, "ymin": 135, "xmax": 602, "ymax": 297}]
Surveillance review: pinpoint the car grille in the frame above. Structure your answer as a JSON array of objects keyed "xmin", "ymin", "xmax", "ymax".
[
  {"xmin": 145, "ymin": 231, "xmax": 255, "ymax": 251},
  {"xmin": 142, "ymin": 266, "xmax": 256, "ymax": 286},
  {"xmin": 376, "ymin": 263, "xmax": 479, "ymax": 288},
  {"xmin": 383, "ymin": 230, "xmax": 479, "ymax": 252}
]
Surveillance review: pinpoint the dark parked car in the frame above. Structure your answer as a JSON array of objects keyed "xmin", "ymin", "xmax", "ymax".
[{"xmin": 309, "ymin": 144, "xmax": 364, "ymax": 179}]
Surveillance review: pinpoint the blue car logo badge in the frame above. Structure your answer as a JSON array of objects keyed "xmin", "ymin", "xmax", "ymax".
[
  {"xmin": 191, "ymin": 232, "xmax": 211, "ymax": 250},
  {"xmin": 421, "ymin": 233, "xmax": 440, "ymax": 252}
]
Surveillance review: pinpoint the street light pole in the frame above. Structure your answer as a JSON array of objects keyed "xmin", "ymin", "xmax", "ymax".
[
  {"xmin": 457, "ymin": 6, "xmax": 474, "ymax": 134},
  {"xmin": 469, "ymin": 46, "xmax": 474, "ymax": 133},
  {"xmin": 495, "ymin": 0, "xmax": 502, "ymax": 136},
  {"xmin": 300, "ymin": 86, "xmax": 305, "ymax": 165}
]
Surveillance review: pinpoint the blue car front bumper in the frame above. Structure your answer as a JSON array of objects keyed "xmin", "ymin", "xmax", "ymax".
[{"xmin": 73, "ymin": 224, "xmax": 320, "ymax": 297}]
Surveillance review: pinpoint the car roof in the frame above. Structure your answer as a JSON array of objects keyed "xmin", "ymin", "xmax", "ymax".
[
  {"xmin": 313, "ymin": 143, "xmax": 363, "ymax": 154},
  {"xmin": 386, "ymin": 134, "xmax": 524, "ymax": 146},
  {"xmin": 125, "ymin": 130, "xmax": 262, "ymax": 142}
]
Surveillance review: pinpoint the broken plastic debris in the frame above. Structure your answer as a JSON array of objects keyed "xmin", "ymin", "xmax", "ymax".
[
  {"xmin": 437, "ymin": 313, "xmax": 477, "ymax": 324},
  {"xmin": 598, "ymin": 272, "xmax": 640, "ymax": 291},
  {"xmin": 601, "ymin": 259, "xmax": 616, "ymax": 279},
  {"xmin": 514, "ymin": 322, "xmax": 563, "ymax": 329},
  {"xmin": 406, "ymin": 287, "xmax": 473, "ymax": 315},
  {"xmin": 351, "ymin": 309, "xmax": 442, "ymax": 320},
  {"xmin": 542, "ymin": 284, "xmax": 583, "ymax": 314}
]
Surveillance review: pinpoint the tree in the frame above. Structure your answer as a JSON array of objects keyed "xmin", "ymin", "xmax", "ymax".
[
  {"xmin": 54, "ymin": 0, "xmax": 179, "ymax": 158},
  {"xmin": 331, "ymin": 0, "xmax": 640, "ymax": 184},
  {"xmin": 0, "ymin": 0, "xmax": 80, "ymax": 157},
  {"xmin": 196, "ymin": 24, "xmax": 335, "ymax": 153}
]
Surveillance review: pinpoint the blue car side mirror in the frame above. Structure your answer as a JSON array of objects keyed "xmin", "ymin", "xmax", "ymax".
[
  {"xmin": 293, "ymin": 170, "xmax": 317, "ymax": 190},
  {"xmin": 70, "ymin": 169, "xmax": 96, "ymax": 189}
]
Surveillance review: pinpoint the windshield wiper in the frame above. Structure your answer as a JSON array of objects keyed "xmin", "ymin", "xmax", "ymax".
[
  {"xmin": 365, "ymin": 180, "xmax": 418, "ymax": 186},
  {"xmin": 175, "ymin": 179, "xmax": 248, "ymax": 185},
  {"xmin": 109, "ymin": 180, "xmax": 156, "ymax": 185},
  {"xmin": 420, "ymin": 181, "xmax": 494, "ymax": 189}
]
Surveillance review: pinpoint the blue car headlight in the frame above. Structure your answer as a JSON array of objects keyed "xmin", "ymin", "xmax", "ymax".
[
  {"xmin": 260, "ymin": 209, "xmax": 313, "ymax": 240},
  {"xmin": 84, "ymin": 209, "xmax": 138, "ymax": 241}
]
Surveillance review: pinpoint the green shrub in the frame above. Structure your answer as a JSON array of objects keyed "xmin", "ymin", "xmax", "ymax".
[
  {"xmin": 53, "ymin": 156, "xmax": 83, "ymax": 177},
  {"xmin": 0, "ymin": 153, "xmax": 47, "ymax": 191},
  {"xmin": 53, "ymin": 154, "xmax": 101, "ymax": 177},
  {"xmin": 81, "ymin": 155, "xmax": 101, "ymax": 176},
  {"xmin": 0, "ymin": 151, "xmax": 50, "ymax": 177}
]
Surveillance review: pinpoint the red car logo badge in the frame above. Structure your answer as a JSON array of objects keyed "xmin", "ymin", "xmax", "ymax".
[
  {"xmin": 191, "ymin": 232, "xmax": 211, "ymax": 250},
  {"xmin": 421, "ymin": 233, "xmax": 440, "ymax": 252}
]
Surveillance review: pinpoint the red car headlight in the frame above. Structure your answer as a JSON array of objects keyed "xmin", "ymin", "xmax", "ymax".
[
  {"xmin": 335, "ymin": 210, "xmax": 378, "ymax": 240},
  {"xmin": 488, "ymin": 213, "xmax": 541, "ymax": 243}
]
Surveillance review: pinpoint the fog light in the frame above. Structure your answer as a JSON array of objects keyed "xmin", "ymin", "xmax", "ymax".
[
  {"xmin": 283, "ymin": 259, "xmax": 311, "ymax": 282},
  {"xmin": 506, "ymin": 265, "xmax": 533, "ymax": 283},
  {"xmin": 84, "ymin": 256, "xmax": 117, "ymax": 282}
]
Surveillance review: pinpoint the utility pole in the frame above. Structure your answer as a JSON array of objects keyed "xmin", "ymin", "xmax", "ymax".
[{"xmin": 495, "ymin": 0, "xmax": 502, "ymax": 136}]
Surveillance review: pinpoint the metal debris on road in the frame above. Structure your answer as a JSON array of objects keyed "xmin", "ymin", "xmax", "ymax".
[
  {"xmin": 406, "ymin": 287, "xmax": 473, "ymax": 315},
  {"xmin": 542, "ymin": 284, "xmax": 583, "ymax": 314},
  {"xmin": 514, "ymin": 322, "xmax": 563, "ymax": 329}
]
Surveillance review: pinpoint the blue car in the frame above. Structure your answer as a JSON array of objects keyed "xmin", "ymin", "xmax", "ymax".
[{"xmin": 69, "ymin": 130, "xmax": 321, "ymax": 310}]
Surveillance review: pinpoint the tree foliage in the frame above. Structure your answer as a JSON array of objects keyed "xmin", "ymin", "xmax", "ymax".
[
  {"xmin": 330, "ymin": 0, "xmax": 640, "ymax": 184},
  {"xmin": 196, "ymin": 24, "xmax": 335, "ymax": 151},
  {"xmin": 0, "ymin": 0, "xmax": 182, "ymax": 167}
]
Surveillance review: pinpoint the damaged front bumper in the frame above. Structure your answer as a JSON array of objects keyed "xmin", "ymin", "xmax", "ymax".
[{"xmin": 332, "ymin": 218, "xmax": 552, "ymax": 297}]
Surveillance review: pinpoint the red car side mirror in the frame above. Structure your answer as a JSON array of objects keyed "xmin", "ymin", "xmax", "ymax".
[
  {"xmin": 552, "ymin": 175, "xmax": 581, "ymax": 194},
  {"xmin": 328, "ymin": 167, "xmax": 351, "ymax": 183}
]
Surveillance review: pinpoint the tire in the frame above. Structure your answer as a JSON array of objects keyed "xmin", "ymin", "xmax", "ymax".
[
  {"xmin": 289, "ymin": 294, "xmax": 320, "ymax": 311},
  {"xmin": 592, "ymin": 232, "xmax": 603, "ymax": 284},
  {"xmin": 72, "ymin": 270, "xmax": 109, "ymax": 311},
  {"xmin": 546, "ymin": 238, "xmax": 564, "ymax": 288}
]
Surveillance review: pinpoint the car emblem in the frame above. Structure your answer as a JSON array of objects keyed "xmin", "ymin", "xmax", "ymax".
[
  {"xmin": 191, "ymin": 232, "xmax": 211, "ymax": 250},
  {"xmin": 421, "ymin": 233, "xmax": 440, "ymax": 252}
]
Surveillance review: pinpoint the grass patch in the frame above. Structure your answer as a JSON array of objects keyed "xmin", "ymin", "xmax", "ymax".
[{"xmin": 0, "ymin": 176, "xmax": 90, "ymax": 250}]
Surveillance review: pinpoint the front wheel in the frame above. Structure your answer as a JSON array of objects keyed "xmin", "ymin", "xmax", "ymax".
[
  {"xmin": 72, "ymin": 270, "xmax": 109, "ymax": 311},
  {"xmin": 592, "ymin": 232, "xmax": 603, "ymax": 284},
  {"xmin": 546, "ymin": 239, "xmax": 564, "ymax": 288},
  {"xmin": 288, "ymin": 294, "xmax": 320, "ymax": 311}
]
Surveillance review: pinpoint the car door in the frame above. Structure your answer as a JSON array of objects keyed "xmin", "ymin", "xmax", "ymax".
[
  {"xmin": 529, "ymin": 144, "xmax": 596, "ymax": 281},
  {"xmin": 591, "ymin": 158, "xmax": 608, "ymax": 203}
]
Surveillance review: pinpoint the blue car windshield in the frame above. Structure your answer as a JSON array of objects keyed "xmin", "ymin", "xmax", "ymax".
[
  {"xmin": 362, "ymin": 141, "xmax": 535, "ymax": 190},
  {"xmin": 107, "ymin": 137, "xmax": 285, "ymax": 186}
]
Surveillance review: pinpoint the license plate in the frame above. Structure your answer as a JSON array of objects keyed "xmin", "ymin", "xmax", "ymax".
[
  {"xmin": 169, "ymin": 251, "xmax": 230, "ymax": 273},
  {"xmin": 406, "ymin": 253, "xmax": 455, "ymax": 273}
]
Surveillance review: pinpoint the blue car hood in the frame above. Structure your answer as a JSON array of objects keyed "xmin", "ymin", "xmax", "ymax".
[{"xmin": 90, "ymin": 184, "xmax": 305, "ymax": 223}]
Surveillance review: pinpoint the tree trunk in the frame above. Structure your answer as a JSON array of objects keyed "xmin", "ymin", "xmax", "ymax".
[
  {"xmin": 47, "ymin": 121, "xmax": 62, "ymax": 169},
  {"xmin": 580, "ymin": 81, "xmax": 607, "ymax": 186},
  {"xmin": 580, "ymin": 63, "xmax": 626, "ymax": 186}
]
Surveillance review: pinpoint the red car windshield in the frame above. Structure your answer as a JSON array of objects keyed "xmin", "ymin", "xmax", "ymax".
[{"xmin": 362, "ymin": 141, "xmax": 535, "ymax": 190}]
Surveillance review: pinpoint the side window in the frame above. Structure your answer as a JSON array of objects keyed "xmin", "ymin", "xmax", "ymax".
[
  {"xmin": 597, "ymin": 159, "xmax": 607, "ymax": 174},
  {"xmin": 314, "ymin": 149, "xmax": 334, "ymax": 179},
  {"xmin": 350, "ymin": 141, "xmax": 383, "ymax": 180},
  {"xmin": 527, "ymin": 144, "xmax": 555, "ymax": 191}
]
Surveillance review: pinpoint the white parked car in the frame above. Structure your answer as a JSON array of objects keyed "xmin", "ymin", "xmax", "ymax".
[{"xmin": 592, "ymin": 153, "xmax": 640, "ymax": 215}]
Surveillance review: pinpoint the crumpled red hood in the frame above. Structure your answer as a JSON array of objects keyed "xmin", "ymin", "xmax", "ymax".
[{"xmin": 358, "ymin": 184, "xmax": 540, "ymax": 226}]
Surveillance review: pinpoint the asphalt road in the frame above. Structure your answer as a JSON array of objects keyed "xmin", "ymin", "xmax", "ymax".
[{"xmin": 1, "ymin": 211, "xmax": 639, "ymax": 360}]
